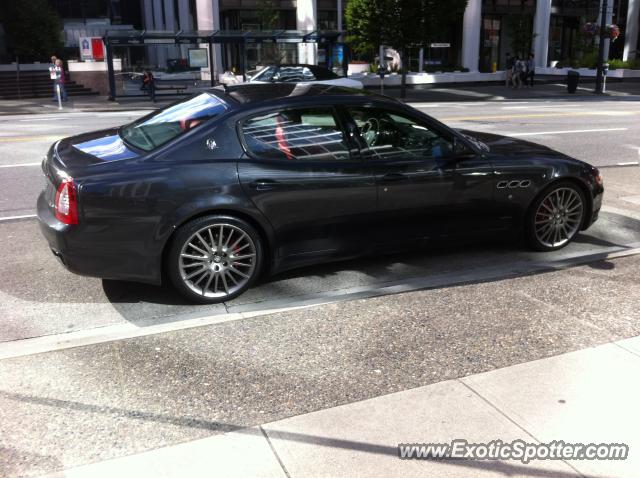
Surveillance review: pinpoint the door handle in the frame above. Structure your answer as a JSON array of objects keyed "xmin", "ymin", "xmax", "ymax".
[
  {"xmin": 380, "ymin": 173, "xmax": 408, "ymax": 182},
  {"xmin": 248, "ymin": 179, "xmax": 279, "ymax": 191}
]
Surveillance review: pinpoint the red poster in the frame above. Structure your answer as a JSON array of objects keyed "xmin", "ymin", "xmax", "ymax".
[{"xmin": 91, "ymin": 38, "xmax": 105, "ymax": 60}]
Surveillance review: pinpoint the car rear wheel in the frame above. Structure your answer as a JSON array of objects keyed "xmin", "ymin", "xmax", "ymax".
[
  {"xmin": 526, "ymin": 182, "xmax": 586, "ymax": 251},
  {"xmin": 168, "ymin": 215, "xmax": 263, "ymax": 303}
]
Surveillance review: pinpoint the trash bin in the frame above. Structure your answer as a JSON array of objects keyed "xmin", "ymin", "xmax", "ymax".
[{"xmin": 567, "ymin": 70, "xmax": 580, "ymax": 94}]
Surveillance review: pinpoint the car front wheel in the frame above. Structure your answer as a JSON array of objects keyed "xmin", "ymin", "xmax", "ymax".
[
  {"xmin": 168, "ymin": 215, "xmax": 263, "ymax": 303},
  {"xmin": 526, "ymin": 182, "xmax": 586, "ymax": 251}
]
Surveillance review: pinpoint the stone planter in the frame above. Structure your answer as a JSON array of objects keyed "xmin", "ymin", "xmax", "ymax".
[{"xmin": 347, "ymin": 63, "xmax": 370, "ymax": 76}]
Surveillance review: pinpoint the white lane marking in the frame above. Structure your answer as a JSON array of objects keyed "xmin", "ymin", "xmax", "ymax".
[
  {"xmin": 0, "ymin": 162, "xmax": 41, "ymax": 168},
  {"xmin": 617, "ymin": 161, "xmax": 640, "ymax": 166},
  {"xmin": 502, "ymin": 104, "xmax": 582, "ymax": 109},
  {"xmin": 623, "ymin": 145, "xmax": 640, "ymax": 157},
  {"xmin": 0, "ymin": 214, "xmax": 37, "ymax": 222},
  {"xmin": 15, "ymin": 110, "xmax": 148, "ymax": 121},
  {"xmin": 2, "ymin": 244, "xmax": 640, "ymax": 360},
  {"xmin": 505, "ymin": 128, "xmax": 628, "ymax": 137}
]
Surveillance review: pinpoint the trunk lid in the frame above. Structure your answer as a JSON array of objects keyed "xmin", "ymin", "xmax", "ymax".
[{"xmin": 54, "ymin": 128, "xmax": 141, "ymax": 172}]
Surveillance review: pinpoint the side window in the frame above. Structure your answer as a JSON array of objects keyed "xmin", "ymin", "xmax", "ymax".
[
  {"xmin": 241, "ymin": 107, "xmax": 350, "ymax": 161},
  {"xmin": 346, "ymin": 107, "xmax": 453, "ymax": 161}
]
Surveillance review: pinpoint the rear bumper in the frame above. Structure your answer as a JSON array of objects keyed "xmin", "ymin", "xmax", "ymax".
[{"xmin": 37, "ymin": 191, "xmax": 162, "ymax": 284}]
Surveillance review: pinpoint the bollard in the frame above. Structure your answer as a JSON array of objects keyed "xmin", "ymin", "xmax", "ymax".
[{"xmin": 56, "ymin": 84, "xmax": 63, "ymax": 110}]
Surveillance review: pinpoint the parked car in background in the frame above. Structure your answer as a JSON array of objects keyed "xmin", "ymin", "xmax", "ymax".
[
  {"xmin": 249, "ymin": 64, "xmax": 363, "ymax": 89},
  {"xmin": 38, "ymin": 84, "xmax": 603, "ymax": 304}
]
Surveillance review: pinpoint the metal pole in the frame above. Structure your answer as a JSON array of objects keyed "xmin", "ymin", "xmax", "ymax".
[
  {"xmin": 106, "ymin": 40, "xmax": 117, "ymax": 101},
  {"xmin": 57, "ymin": 84, "xmax": 63, "ymax": 110},
  {"xmin": 209, "ymin": 41, "xmax": 215, "ymax": 87},
  {"xmin": 242, "ymin": 42, "xmax": 247, "ymax": 82},
  {"xmin": 595, "ymin": 0, "xmax": 608, "ymax": 94},
  {"xmin": 16, "ymin": 56, "xmax": 21, "ymax": 100}
]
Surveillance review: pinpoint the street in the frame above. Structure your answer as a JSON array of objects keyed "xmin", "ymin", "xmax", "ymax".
[
  {"xmin": 2, "ymin": 95, "xmax": 640, "ymax": 477},
  {"xmin": 1, "ymin": 98, "xmax": 640, "ymax": 343}
]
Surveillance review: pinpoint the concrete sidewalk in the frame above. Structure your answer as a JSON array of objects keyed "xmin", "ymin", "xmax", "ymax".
[
  {"xmin": 1, "ymin": 81, "xmax": 639, "ymax": 115},
  {"xmin": 47, "ymin": 337, "xmax": 640, "ymax": 478}
]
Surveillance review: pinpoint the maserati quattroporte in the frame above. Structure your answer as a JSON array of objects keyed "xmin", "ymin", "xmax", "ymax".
[{"xmin": 38, "ymin": 84, "xmax": 603, "ymax": 303}]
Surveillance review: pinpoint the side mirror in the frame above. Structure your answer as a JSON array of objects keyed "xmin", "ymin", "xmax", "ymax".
[{"xmin": 453, "ymin": 137, "xmax": 477, "ymax": 159}]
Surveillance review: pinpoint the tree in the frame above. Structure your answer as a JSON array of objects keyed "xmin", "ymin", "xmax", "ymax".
[
  {"xmin": 345, "ymin": 0, "xmax": 468, "ymax": 98},
  {"xmin": 505, "ymin": 14, "xmax": 535, "ymax": 58},
  {"xmin": 345, "ymin": 0, "xmax": 387, "ymax": 59},
  {"xmin": 1, "ymin": 0, "xmax": 62, "ymax": 62},
  {"xmin": 257, "ymin": 0, "xmax": 283, "ymax": 64}
]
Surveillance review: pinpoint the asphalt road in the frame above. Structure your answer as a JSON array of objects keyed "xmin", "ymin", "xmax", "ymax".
[
  {"xmin": 0, "ymin": 99, "xmax": 638, "ymax": 344},
  {"xmin": 1, "ymin": 99, "xmax": 640, "ymax": 476},
  {"xmin": 0, "ymin": 98, "xmax": 639, "ymax": 219}
]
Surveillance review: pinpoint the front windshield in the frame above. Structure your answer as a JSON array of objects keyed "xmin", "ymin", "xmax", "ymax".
[
  {"xmin": 120, "ymin": 93, "xmax": 227, "ymax": 151},
  {"xmin": 251, "ymin": 66, "xmax": 277, "ymax": 82}
]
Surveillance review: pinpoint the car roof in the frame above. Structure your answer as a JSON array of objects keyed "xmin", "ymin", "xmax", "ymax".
[{"xmin": 210, "ymin": 83, "xmax": 398, "ymax": 108}]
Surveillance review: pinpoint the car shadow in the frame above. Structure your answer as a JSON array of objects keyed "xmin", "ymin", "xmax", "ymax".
[{"xmin": 102, "ymin": 279, "xmax": 191, "ymax": 306}]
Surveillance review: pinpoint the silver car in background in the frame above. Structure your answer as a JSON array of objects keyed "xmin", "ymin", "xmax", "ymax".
[{"xmin": 249, "ymin": 64, "xmax": 363, "ymax": 89}]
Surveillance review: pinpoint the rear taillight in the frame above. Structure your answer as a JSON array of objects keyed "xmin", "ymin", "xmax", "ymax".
[{"xmin": 55, "ymin": 178, "xmax": 79, "ymax": 225}]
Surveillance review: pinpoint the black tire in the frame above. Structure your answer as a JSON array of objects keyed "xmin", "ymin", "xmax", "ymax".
[
  {"xmin": 167, "ymin": 215, "xmax": 263, "ymax": 304},
  {"xmin": 526, "ymin": 181, "xmax": 586, "ymax": 252}
]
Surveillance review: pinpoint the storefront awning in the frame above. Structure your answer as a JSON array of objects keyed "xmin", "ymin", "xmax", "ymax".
[{"xmin": 103, "ymin": 29, "xmax": 343, "ymax": 46}]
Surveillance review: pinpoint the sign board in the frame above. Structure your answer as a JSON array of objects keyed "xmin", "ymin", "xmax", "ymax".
[
  {"xmin": 188, "ymin": 48, "xmax": 208, "ymax": 68},
  {"xmin": 79, "ymin": 37, "xmax": 105, "ymax": 61},
  {"xmin": 429, "ymin": 43, "xmax": 451, "ymax": 48}
]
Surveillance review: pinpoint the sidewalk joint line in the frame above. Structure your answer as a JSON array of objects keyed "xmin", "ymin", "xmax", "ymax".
[
  {"xmin": 612, "ymin": 341, "xmax": 640, "ymax": 360},
  {"xmin": 260, "ymin": 425, "xmax": 291, "ymax": 478},
  {"xmin": 457, "ymin": 379, "xmax": 588, "ymax": 478}
]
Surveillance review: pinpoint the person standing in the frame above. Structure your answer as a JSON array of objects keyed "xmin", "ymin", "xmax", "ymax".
[
  {"xmin": 54, "ymin": 59, "xmax": 68, "ymax": 102},
  {"xmin": 526, "ymin": 53, "xmax": 535, "ymax": 87},
  {"xmin": 512, "ymin": 56, "xmax": 522, "ymax": 88},
  {"xmin": 142, "ymin": 69, "xmax": 156, "ymax": 102},
  {"xmin": 505, "ymin": 53, "xmax": 513, "ymax": 87},
  {"xmin": 48, "ymin": 56, "xmax": 58, "ymax": 101}
]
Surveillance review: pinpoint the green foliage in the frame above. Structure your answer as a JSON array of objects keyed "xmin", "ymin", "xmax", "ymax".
[
  {"xmin": 256, "ymin": 0, "xmax": 282, "ymax": 65},
  {"xmin": 345, "ymin": 0, "xmax": 467, "ymax": 59},
  {"xmin": 345, "ymin": 0, "xmax": 387, "ymax": 58},
  {"xmin": 579, "ymin": 48, "xmax": 599, "ymax": 69},
  {"xmin": 0, "ymin": 0, "xmax": 62, "ymax": 61},
  {"xmin": 607, "ymin": 58, "xmax": 640, "ymax": 70},
  {"xmin": 257, "ymin": 0, "xmax": 279, "ymax": 30},
  {"xmin": 345, "ymin": 0, "xmax": 467, "ymax": 98},
  {"xmin": 505, "ymin": 14, "xmax": 535, "ymax": 57}
]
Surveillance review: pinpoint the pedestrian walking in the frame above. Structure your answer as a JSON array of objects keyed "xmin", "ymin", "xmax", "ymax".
[
  {"xmin": 48, "ymin": 56, "xmax": 58, "ymax": 100},
  {"xmin": 511, "ymin": 56, "xmax": 521, "ymax": 88},
  {"xmin": 505, "ymin": 53, "xmax": 513, "ymax": 87},
  {"xmin": 526, "ymin": 53, "xmax": 535, "ymax": 87},
  {"xmin": 142, "ymin": 69, "xmax": 156, "ymax": 102},
  {"xmin": 52, "ymin": 59, "xmax": 68, "ymax": 102}
]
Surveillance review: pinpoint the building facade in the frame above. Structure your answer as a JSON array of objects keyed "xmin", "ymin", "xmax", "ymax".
[
  {"xmin": 40, "ymin": 0, "xmax": 640, "ymax": 73},
  {"xmin": 138, "ymin": 0, "xmax": 638, "ymax": 72}
]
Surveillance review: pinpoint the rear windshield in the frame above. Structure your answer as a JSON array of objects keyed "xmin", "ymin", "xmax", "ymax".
[{"xmin": 120, "ymin": 93, "xmax": 227, "ymax": 151}]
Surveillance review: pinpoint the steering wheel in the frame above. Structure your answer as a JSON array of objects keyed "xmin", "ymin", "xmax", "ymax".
[{"xmin": 360, "ymin": 117, "xmax": 380, "ymax": 146}]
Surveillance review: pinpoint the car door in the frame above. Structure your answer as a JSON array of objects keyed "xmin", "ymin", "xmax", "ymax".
[
  {"xmin": 237, "ymin": 105, "xmax": 377, "ymax": 269},
  {"xmin": 341, "ymin": 105, "xmax": 496, "ymax": 245}
]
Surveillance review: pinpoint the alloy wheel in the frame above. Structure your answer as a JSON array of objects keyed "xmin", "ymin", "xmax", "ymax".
[
  {"xmin": 178, "ymin": 223, "xmax": 257, "ymax": 299},
  {"xmin": 534, "ymin": 187, "xmax": 584, "ymax": 249}
]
